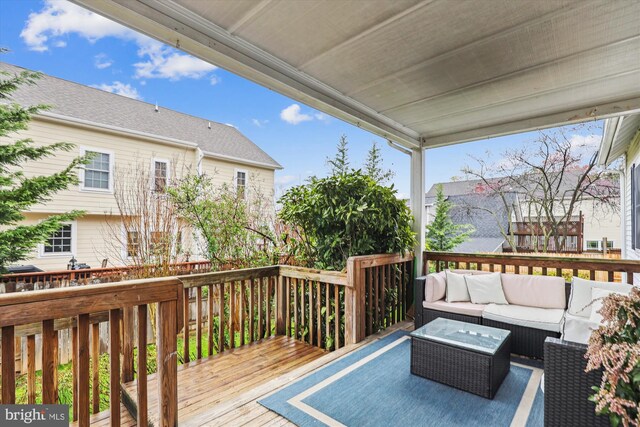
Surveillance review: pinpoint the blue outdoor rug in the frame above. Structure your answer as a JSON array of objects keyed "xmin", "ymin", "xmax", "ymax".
[{"xmin": 259, "ymin": 331, "xmax": 544, "ymax": 427}]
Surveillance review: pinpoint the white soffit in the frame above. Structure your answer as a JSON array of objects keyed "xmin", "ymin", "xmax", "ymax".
[{"xmin": 72, "ymin": 0, "xmax": 640, "ymax": 149}]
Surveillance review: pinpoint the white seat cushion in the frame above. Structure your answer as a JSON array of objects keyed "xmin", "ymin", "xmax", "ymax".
[
  {"xmin": 482, "ymin": 304, "xmax": 565, "ymax": 332},
  {"xmin": 561, "ymin": 313, "xmax": 598, "ymax": 344},
  {"xmin": 423, "ymin": 299, "xmax": 487, "ymax": 318}
]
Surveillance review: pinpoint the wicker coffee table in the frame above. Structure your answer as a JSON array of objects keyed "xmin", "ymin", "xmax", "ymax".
[{"xmin": 410, "ymin": 318, "xmax": 511, "ymax": 399}]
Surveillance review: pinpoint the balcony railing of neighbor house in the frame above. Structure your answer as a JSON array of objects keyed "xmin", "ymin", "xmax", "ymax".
[
  {"xmin": 502, "ymin": 214, "xmax": 584, "ymax": 253},
  {"xmin": 0, "ymin": 252, "xmax": 413, "ymax": 426},
  {"xmin": 423, "ymin": 251, "xmax": 638, "ymax": 284}
]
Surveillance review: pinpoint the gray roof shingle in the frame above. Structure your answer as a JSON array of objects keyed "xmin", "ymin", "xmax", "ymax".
[{"xmin": 0, "ymin": 62, "xmax": 281, "ymax": 169}]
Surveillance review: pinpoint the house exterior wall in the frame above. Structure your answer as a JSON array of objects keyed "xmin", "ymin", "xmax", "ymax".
[
  {"xmin": 2, "ymin": 116, "xmax": 276, "ymax": 271},
  {"xmin": 575, "ymin": 199, "xmax": 621, "ymax": 250},
  {"xmin": 623, "ymin": 131, "xmax": 640, "ymax": 262}
]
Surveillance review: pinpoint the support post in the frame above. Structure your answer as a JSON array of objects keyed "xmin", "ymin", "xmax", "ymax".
[
  {"xmin": 410, "ymin": 147, "xmax": 426, "ymax": 275},
  {"xmin": 345, "ymin": 257, "xmax": 365, "ymax": 344}
]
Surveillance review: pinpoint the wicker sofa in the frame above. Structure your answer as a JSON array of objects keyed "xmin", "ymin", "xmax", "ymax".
[{"xmin": 414, "ymin": 270, "xmax": 570, "ymax": 358}]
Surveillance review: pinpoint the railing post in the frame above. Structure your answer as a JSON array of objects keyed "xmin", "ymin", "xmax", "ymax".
[
  {"xmin": 275, "ymin": 272, "xmax": 286, "ymax": 335},
  {"xmin": 121, "ymin": 306, "xmax": 135, "ymax": 383},
  {"xmin": 157, "ymin": 298, "xmax": 178, "ymax": 427},
  {"xmin": 345, "ymin": 257, "xmax": 365, "ymax": 344}
]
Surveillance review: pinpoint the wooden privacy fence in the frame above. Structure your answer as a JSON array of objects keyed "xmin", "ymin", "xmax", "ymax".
[
  {"xmin": 423, "ymin": 251, "xmax": 639, "ymax": 284},
  {"xmin": 0, "ymin": 278, "xmax": 182, "ymax": 427},
  {"xmin": 0, "ymin": 260, "xmax": 211, "ymax": 293}
]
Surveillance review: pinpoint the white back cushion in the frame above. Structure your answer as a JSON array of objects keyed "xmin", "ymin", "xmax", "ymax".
[
  {"xmin": 589, "ymin": 288, "xmax": 627, "ymax": 325},
  {"xmin": 568, "ymin": 277, "xmax": 632, "ymax": 318},
  {"xmin": 465, "ymin": 272, "xmax": 508, "ymax": 305},
  {"xmin": 445, "ymin": 270, "xmax": 470, "ymax": 303}
]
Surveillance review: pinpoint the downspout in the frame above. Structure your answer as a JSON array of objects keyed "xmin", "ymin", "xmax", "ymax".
[{"xmin": 620, "ymin": 153, "xmax": 627, "ymax": 261}]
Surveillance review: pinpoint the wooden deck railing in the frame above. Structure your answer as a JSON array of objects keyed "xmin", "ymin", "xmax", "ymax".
[
  {"xmin": 348, "ymin": 253, "xmax": 414, "ymax": 342},
  {"xmin": 0, "ymin": 253, "xmax": 413, "ymax": 426},
  {"xmin": 0, "ymin": 278, "xmax": 182, "ymax": 427},
  {"xmin": 423, "ymin": 251, "xmax": 638, "ymax": 284}
]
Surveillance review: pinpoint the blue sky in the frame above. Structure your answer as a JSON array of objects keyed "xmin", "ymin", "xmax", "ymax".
[{"xmin": 0, "ymin": 0, "xmax": 604, "ymax": 199}]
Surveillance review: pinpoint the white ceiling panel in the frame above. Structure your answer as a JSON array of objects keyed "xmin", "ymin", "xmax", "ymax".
[{"xmin": 71, "ymin": 0, "xmax": 640, "ymax": 149}]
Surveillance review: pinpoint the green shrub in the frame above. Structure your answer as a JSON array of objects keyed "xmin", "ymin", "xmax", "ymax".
[{"xmin": 279, "ymin": 170, "xmax": 416, "ymax": 270}]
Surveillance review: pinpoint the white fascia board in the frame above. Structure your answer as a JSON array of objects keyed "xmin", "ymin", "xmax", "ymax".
[
  {"xmin": 597, "ymin": 116, "xmax": 622, "ymax": 166},
  {"xmin": 70, "ymin": 0, "xmax": 421, "ymax": 150},
  {"xmin": 422, "ymin": 98, "xmax": 640, "ymax": 148},
  {"xmin": 200, "ymin": 150, "xmax": 282, "ymax": 170}
]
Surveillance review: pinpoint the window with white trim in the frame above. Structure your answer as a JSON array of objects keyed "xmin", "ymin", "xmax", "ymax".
[
  {"xmin": 44, "ymin": 224, "xmax": 73, "ymax": 254},
  {"xmin": 82, "ymin": 150, "xmax": 112, "ymax": 191},
  {"xmin": 126, "ymin": 231, "xmax": 140, "ymax": 257},
  {"xmin": 153, "ymin": 160, "xmax": 169, "ymax": 192},
  {"xmin": 235, "ymin": 170, "xmax": 247, "ymax": 199},
  {"xmin": 586, "ymin": 240, "xmax": 599, "ymax": 250}
]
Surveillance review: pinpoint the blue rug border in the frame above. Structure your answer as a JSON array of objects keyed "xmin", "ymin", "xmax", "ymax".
[{"xmin": 258, "ymin": 331, "xmax": 543, "ymax": 427}]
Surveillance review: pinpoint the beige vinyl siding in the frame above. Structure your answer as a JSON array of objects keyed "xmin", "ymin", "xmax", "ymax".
[
  {"xmin": 1, "ymin": 116, "xmax": 277, "ymax": 270},
  {"xmin": 200, "ymin": 157, "xmax": 275, "ymax": 201},
  {"xmin": 2, "ymin": 118, "xmax": 196, "ymax": 215},
  {"xmin": 16, "ymin": 213, "xmax": 119, "ymax": 271},
  {"xmin": 576, "ymin": 199, "xmax": 621, "ymax": 250}
]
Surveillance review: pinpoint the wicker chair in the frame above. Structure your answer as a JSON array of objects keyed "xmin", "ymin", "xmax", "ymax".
[{"xmin": 543, "ymin": 338, "xmax": 608, "ymax": 427}]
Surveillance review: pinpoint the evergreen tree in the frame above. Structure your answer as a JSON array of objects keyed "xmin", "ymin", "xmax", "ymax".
[
  {"xmin": 425, "ymin": 185, "xmax": 474, "ymax": 251},
  {"xmin": 364, "ymin": 141, "xmax": 395, "ymax": 184},
  {"xmin": 0, "ymin": 62, "xmax": 88, "ymax": 272},
  {"xmin": 326, "ymin": 134, "xmax": 350, "ymax": 175}
]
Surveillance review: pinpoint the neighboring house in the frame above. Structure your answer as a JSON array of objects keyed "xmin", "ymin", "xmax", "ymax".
[
  {"xmin": 597, "ymin": 113, "xmax": 640, "ymax": 264},
  {"xmin": 426, "ymin": 174, "xmax": 620, "ymax": 253},
  {"xmin": 425, "ymin": 181, "xmax": 521, "ymax": 253},
  {"xmin": 0, "ymin": 62, "xmax": 281, "ymax": 271}
]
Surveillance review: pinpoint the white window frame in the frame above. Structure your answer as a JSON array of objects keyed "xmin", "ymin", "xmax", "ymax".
[
  {"xmin": 38, "ymin": 220, "xmax": 77, "ymax": 258},
  {"xmin": 235, "ymin": 168, "xmax": 248, "ymax": 200},
  {"xmin": 151, "ymin": 158, "xmax": 170, "ymax": 192},
  {"xmin": 121, "ymin": 223, "xmax": 141, "ymax": 260},
  {"xmin": 79, "ymin": 147, "xmax": 114, "ymax": 193}
]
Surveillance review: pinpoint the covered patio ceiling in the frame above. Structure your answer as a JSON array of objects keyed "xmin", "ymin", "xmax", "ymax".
[{"xmin": 72, "ymin": 0, "xmax": 640, "ymax": 150}]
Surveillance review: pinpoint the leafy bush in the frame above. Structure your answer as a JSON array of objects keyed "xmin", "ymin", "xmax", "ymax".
[
  {"xmin": 279, "ymin": 170, "xmax": 416, "ymax": 270},
  {"xmin": 586, "ymin": 287, "xmax": 640, "ymax": 427}
]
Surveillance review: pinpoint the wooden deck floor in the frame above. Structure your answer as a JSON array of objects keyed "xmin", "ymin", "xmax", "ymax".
[{"xmin": 73, "ymin": 322, "xmax": 412, "ymax": 426}]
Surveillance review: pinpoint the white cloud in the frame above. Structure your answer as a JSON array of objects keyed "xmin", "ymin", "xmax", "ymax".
[
  {"xmin": 280, "ymin": 104, "xmax": 313, "ymax": 125},
  {"xmin": 314, "ymin": 112, "xmax": 331, "ymax": 123},
  {"xmin": 275, "ymin": 175, "xmax": 298, "ymax": 186},
  {"xmin": 210, "ymin": 75, "xmax": 220, "ymax": 85},
  {"xmin": 252, "ymin": 118, "xmax": 269, "ymax": 128},
  {"xmin": 22, "ymin": 0, "xmax": 219, "ymax": 83},
  {"xmin": 91, "ymin": 81, "xmax": 142, "ymax": 100},
  {"xmin": 569, "ymin": 134, "xmax": 601, "ymax": 149},
  {"xmin": 21, "ymin": 0, "xmax": 138, "ymax": 52},
  {"xmin": 133, "ymin": 42, "xmax": 217, "ymax": 81},
  {"xmin": 94, "ymin": 53, "xmax": 113, "ymax": 69}
]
